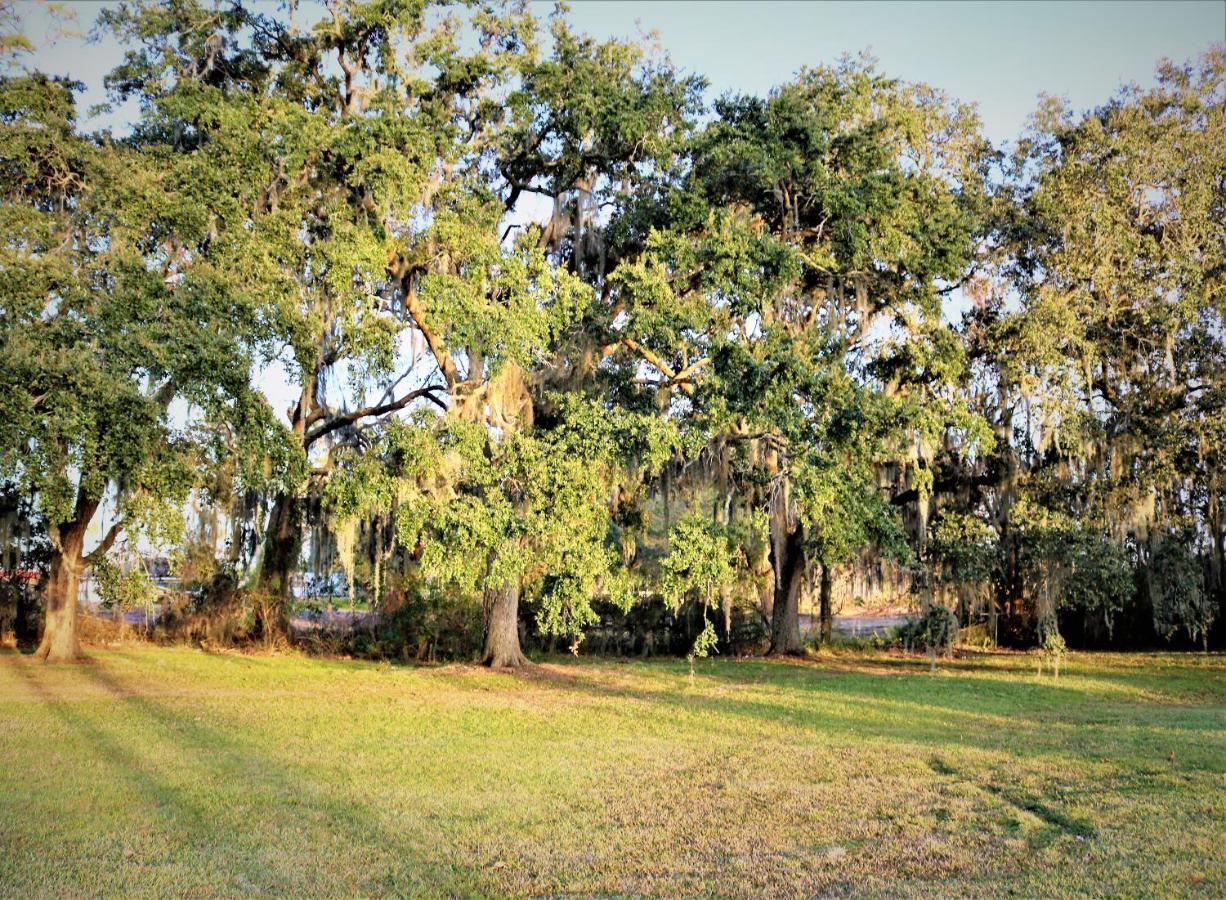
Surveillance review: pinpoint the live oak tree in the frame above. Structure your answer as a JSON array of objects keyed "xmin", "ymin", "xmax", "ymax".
[
  {"xmin": 317, "ymin": 9, "xmax": 699, "ymax": 666},
  {"xmin": 102, "ymin": 1, "xmax": 698, "ymax": 655},
  {"xmin": 953, "ymin": 48, "xmax": 1226, "ymax": 644},
  {"xmin": 611, "ymin": 58, "xmax": 993, "ymax": 653},
  {"xmin": 99, "ymin": 0, "xmax": 534, "ymax": 637},
  {"xmin": 0, "ymin": 58, "xmax": 290, "ymax": 660}
]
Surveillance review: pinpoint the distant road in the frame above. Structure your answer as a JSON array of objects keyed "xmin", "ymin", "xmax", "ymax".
[{"xmin": 800, "ymin": 614, "xmax": 908, "ymax": 637}]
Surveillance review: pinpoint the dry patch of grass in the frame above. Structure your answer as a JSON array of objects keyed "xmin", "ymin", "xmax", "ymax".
[{"xmin": 0, "ymin": 646, "xmax": 1222, "ymax": 897}]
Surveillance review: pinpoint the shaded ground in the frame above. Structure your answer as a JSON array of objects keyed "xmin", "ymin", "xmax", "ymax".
[{"xmin": 0, "ymin": 646, "xmax": 1222, "ymax": 897}]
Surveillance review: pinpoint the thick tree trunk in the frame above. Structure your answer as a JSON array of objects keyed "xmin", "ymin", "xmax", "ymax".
[
  {"xmin": 768, "ymin": 520, "xmax": 806, "ymax": 656},
  {"xmin": 483, "ymin": 580, "xmax": 527, "ymax": 668},
  {"xmin": 256, "ymin": 491, "xmax": 298, "ymax": 644},
  {"xmin": 37, "ymin": 547, "xmax": 84, "ymax": 662},
  {"xmin": 36, "ymin": 493, "xmax": 98, "ymax": 663},
  {"xmin": 819, "ymin": 561, "xmax": 833, "ymax": 645}
]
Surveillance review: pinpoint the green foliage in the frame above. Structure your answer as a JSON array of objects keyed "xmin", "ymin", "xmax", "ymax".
[
  {"xmin": 344, "ymin": 407, "xmax": 652, "ymax": 641},
  {"xmin": 0, "ymin": 60, "xmax": 286, "ymax": 572},
  {"xmin": 660, "ymin": 517, "xmax": 738, "ymax": 610},
  {"xmin": 1012, "ymin": 499, "xmax": 1135, "ymax": 637},
  {"xmin": 977, "ymin": 48, "xmax": 1226, "ymax": 647},
  {"xmin": 900, "ymin": 604, "xmax": 959, "ymax": 657},
  {"xmin": 4, "ymin": 2, "xmax": 1221, "ymax": 658},
  {"xmin": 929, "ymin": 512, "xmax": 997, "ymax": 588},
  {"xmin": 605, "ymin": 54, "xmax": 995, "ymax": 637},
  {"xmin": 687, "ymin": 618, "xmax": 720, "ymax": 662},
  {"xmin": 1038, "ymin": 614, "xmax": 1067, "ymax": 667},
  {"xmin": 795, "ymin": 454, "xmax": 910, "ymax": 570},
  {"xmin": 1151, "ymin": 532, "xmax": 1215, "ymax": 649},
  {"xmin": 94, "ymin": 559, "xmax": 155, "ymax": 620}
]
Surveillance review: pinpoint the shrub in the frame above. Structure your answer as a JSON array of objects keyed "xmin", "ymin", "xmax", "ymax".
[
  {"xmin": 899, "ymin": 604, "xmax": 959, "ymax": 659},
  {"xmin": 1038, "ymin": 612, "xmax": 1067, "ymax": 678},
  {"xmin": 159, "ymin": 569, "xmax": 258, "ymax": 647},
  {"xmin": 1150, "ymin": 533, "xmax": 1215, "ymax": 650}
]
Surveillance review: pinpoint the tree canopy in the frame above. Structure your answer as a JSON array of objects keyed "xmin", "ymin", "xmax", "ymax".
[{"xmin": 2, "ymin": 2, "xmax": 1222, "ymax": 663}]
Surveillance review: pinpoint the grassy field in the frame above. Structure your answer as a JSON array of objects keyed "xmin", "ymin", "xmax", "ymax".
[{"xmin": 1, "ymin": 646, "xmax": 1222, "ymax": 897}]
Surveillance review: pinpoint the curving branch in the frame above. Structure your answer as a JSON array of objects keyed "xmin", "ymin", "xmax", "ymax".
[
  {"xmin": 83, "ymin": 518, "xmax": 125, "ymax": 566},
  {"xmin": 304, "ymin": 385, "xmax": 447, "ymax": 446}
]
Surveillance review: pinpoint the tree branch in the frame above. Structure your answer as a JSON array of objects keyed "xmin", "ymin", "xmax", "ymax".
[
  {"xmin": 304, "ymin": 385, "xmax": 447, "ymax": 446},
  {"xmin": 84, "ymin": 518, "xmax": 125, "ymax": 566},
  {"xmin": 402, "ymin": 278, "xmax": 460, "ymax": 388},
  {"xmin": 620, "ymin": 338, "xmax": 706, "ymax": 397}
]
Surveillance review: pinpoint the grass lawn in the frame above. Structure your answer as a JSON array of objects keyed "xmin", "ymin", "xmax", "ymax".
[{"xmin": 1, "ymin": 646, "xmax": 1222, "ymax": 897}]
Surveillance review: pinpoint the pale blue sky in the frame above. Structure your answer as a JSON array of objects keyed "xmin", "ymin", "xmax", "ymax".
[
  {"xmin": 20, "ymin": 1, "xmax": 1226, "ymax": 145},
  {"xmin": 555, "ymin": 1, "xmax": 1224, "ymax": 143}
]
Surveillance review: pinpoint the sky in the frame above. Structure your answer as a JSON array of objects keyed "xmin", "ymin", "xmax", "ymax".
[
  {"xmin": 20, "ymin": 1, "xmax": 1226, "ymax": 146},
  {"xmin": 556, "ymin": 1, "xmax": 1224, "ymax": 144}
]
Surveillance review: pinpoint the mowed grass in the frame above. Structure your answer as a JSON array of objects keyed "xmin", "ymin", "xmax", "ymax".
[{"xmin": 0, "ymin": 646, "xmax": 1222, "ymax": 897}]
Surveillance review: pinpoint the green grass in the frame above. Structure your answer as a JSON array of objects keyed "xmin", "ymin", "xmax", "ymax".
[{"xmin": 1, "ymin": 646, "xmax": 1222, "ymax": 897}]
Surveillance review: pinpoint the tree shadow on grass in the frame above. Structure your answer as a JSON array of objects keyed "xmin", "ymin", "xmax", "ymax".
[
  {"xmin": 680, "ymin": 652, "xmax": 1226, "ymax": 720},
  {"xmin": 6, "ymin": 658, "xmax": 505, "ymax": 896},
  {"xmin": 511, "ymin": 657, "xmax": 1222, "ymax": 767}
]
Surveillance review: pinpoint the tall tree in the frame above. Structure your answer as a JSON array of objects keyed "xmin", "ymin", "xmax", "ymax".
[
  {"xmin": 99, "ymin": 0, "xmax": 533, "ymax": 637},
  {"xmin": 611, "ymin": 58, "xmax": 993, "ymax": 653},
  {"xmin": 102, "ymin": 1, "xmax": 699, "ymax": 654},
  {"xmin": 952, "ymin": 47, "xmax": 1226, "ymax": 644},
  {"xmin": 0, "ymin": 58, "xmax": 291, "ymax": 659}
]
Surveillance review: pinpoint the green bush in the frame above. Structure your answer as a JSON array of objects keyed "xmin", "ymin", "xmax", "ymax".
[
  {"xmin": 899, "ymin": 605, "xmax": 959, "ymax": 657},
  {"xmin": 1151, "ymin": 533, "xmax": 1215, "ymax": 650}
]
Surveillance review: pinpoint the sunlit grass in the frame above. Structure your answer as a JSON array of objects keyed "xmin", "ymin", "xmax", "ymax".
[{"xmin": 1, "ymin": 646, "xmax": 1222, "ymax": 896}]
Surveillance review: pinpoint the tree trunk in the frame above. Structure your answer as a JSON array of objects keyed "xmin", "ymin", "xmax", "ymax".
[
  {"xmin": 1213, "ymin": 510, "xmax": 1225, "ymax": 649},
  {"xmin": 36, "ymin": 492, "xmax": 98, "ymax": 663},
  {"xmin": 819, "ymin": 561, "xmax": 833, "ymax": 645},
  {"xmin": 256, "ymin": 491, "xmax": 298, "ymax": 644},
  {"xmin": 483, "ymin": 580, "xmax": 528, "ymax": 668},
  {"xmin": 768, "ymin": 520, "xmax": 806, "ymax": 656}
]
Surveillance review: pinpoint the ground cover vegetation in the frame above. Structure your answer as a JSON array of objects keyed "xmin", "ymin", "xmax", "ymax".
[
  {"xmin": 0, "ymin": 645, "xmax": 1222, "ymax": 896},
  {"xmin": 0, "ymin": 0, "xmax": 1223, "ymax": 667}
]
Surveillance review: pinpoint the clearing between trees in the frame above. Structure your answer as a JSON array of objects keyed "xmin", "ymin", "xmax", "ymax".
[{"xmin": 1, "ymin": 646, "xmax": 1221, "ymax": 897}]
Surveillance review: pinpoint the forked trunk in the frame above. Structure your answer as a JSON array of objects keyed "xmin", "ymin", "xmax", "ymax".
[
  {"xmin": 819, "ymin": 561, "xmax": 833, "ymax": 645},
  {"xmin": 483, "ymin": 580, "xmax": 527, "ymax": 668},
  {"xmin": 768, "ymin": 521, "xmax": 806, "ymax": 656}
]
